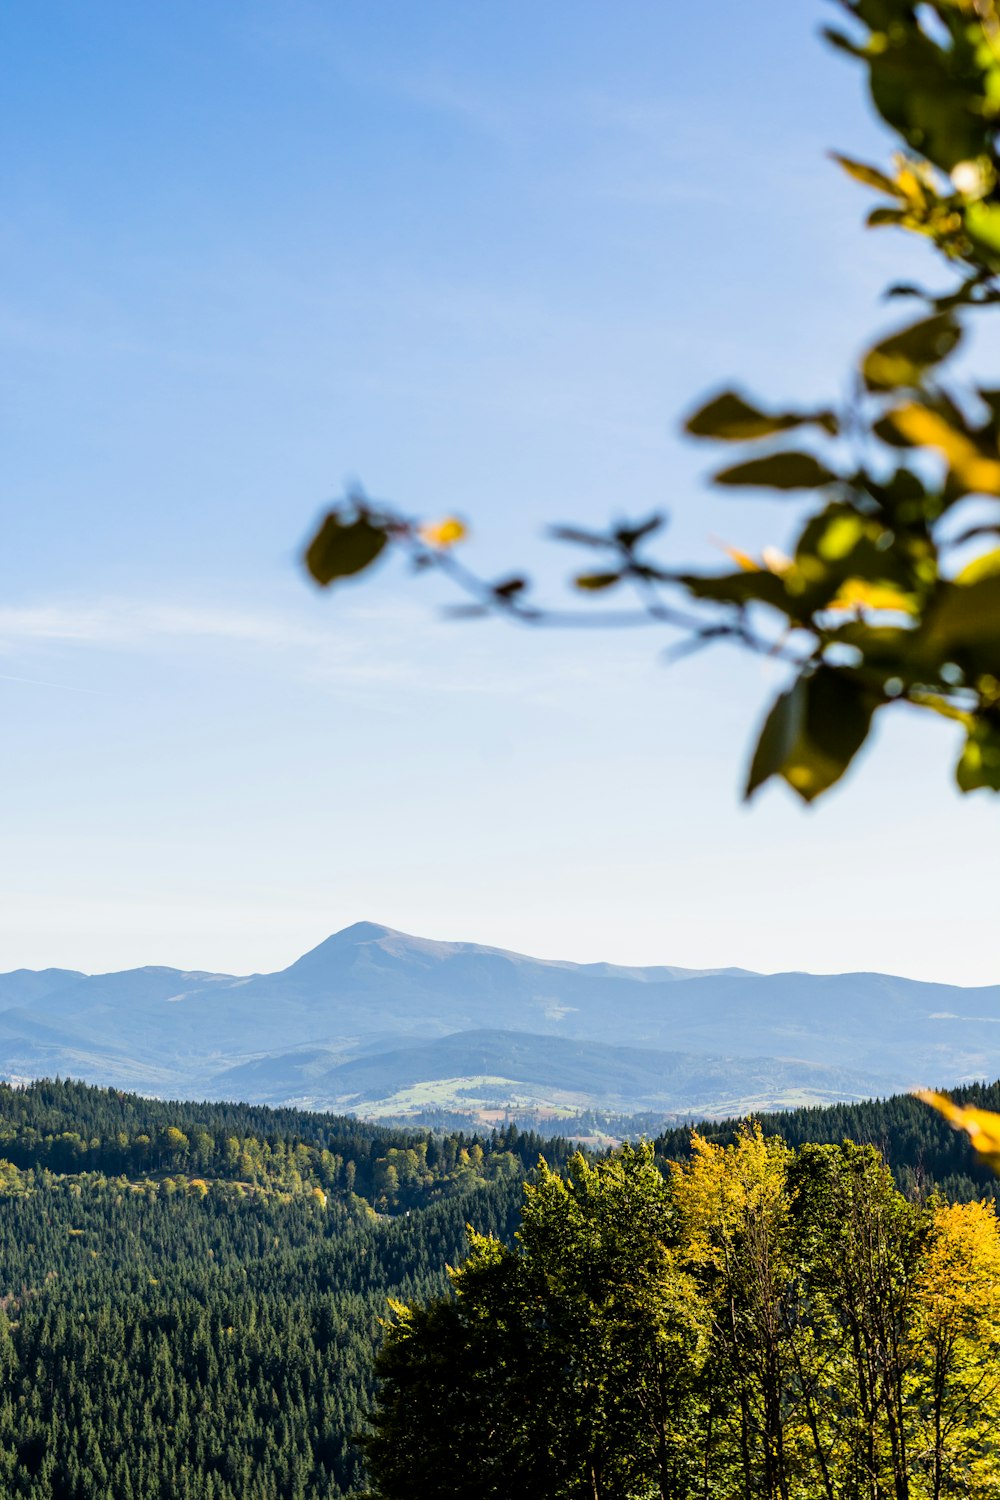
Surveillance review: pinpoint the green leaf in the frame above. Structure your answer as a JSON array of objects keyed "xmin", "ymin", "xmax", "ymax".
[
  {"xmin": 865, "ymin": 28, "xmax": 989, "ymax": 174},
  {"xmin": 867, "ymin": 207, "xmax": 907, "ymax": 228},
  {"xmin": 790, "ymin": 501, "xmax": 921, "ymax": 613},
  {"xmin": 964, "ymin": 201, "xmax": 1000, "ymax": 263},
  {"xmin": 679, "ymin": 568, "xmax": 794, "ymax": 614},
  {"xmin": 921, "ymin": 575, "xmax": 1000, "ymax": 663},
  {"xmin": 713, "ymin": 453, "xmax": 840, "ymax": 492},
  {"xmin": 304, "ymin": 513, "xmax": 389, "ymax": 587},
  {"xmin": 746, "ymin": 678, "xmax": 806, "ymax": 801},
  {"xmin": 862, "ymin": 312, "xmax": 961, "ymax": 391},
  {"xmin": 956, "ymin": 717, "xmax": 1000, "ymax": 792},
  {"xmin": 686, "ymin": 391, "xmax": 837, "ymax": 442},
  {"xmin": 745, "ymin": 669, "xmax": 878, "ymax": 804}
]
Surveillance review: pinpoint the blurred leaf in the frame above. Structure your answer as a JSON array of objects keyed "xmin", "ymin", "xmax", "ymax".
[
  {"xmin": 862, "ymin": 312, "xmax": 961, "ymax": 390},
  {"xmin": 828, "ymin": 620, "xmax": 919, "ymax": 676},
  {"xmin": 886, "ymin": 404, "xmax": 1000, "ymax": 493},
  {"xmin": 420, "ymin": 517, "xmax": 467, "ymax": 548},
  {"xmin": 714, "ymin": 453, "xmax": 840, "ymax": 492},
  {"xmin": 916, "ymin": 1090, "xmax": 1000, "ymax": 1169},
  {"xmin": 921, "ymin": 574, "xmax": 1000, "ymax": 661},
  {"xmin": 679, "ymin": 568, "xmax": 794, "ymax": 614},
  {"xmin": 305, "ymin": 514, "xmax": 389, "ymax": 587},
  {"xmin": 965, "ymin": 201, "xmax": 1000, "ymax": 262},
  {"xmin": 789, "ymin": 502, "xmax": 923, "ymax": 615},
  {"xmin": 867, "ymin": 206, "xmax": 908, "ymax": 228},
  {"xmin": 575, "ymin": 572, "xmax": 622, "ymax": 591},
  {"xmin": 823, "ymin": 578, "xmax": 917, "ymax": 614},
  {"xmin": 746, "ymin": 669, "xmax": 878, "ymax": 803},
  {"xmin": 686, "ymin": 392, "xmax": 837, "ymax": 442},
  {"xmin": 746, "ymin": 678, "xmax": 806, "ymax": 801},
  {"xmin": 864, "ymin": 23, "xmax": 989, "ymax": 173},
  {"xmin": 831, "ymin": 152, "xmax": 904, "ymax": 196},
  {"xmin": 956, "ymin": 717, "xmax": 1000, "ymax": 791},
  {"xmin": 722, "ymin": 545, "xmax": 762, "ymax": 573},
  {"xmin": 955, "ymin": 549, "xmax": 1000, "ymax": 585}
]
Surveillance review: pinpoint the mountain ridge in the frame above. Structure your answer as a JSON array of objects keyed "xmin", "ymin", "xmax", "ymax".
[{"xmin": 1, "ymin": 922, "xmax": 998, "ymax": 1118}]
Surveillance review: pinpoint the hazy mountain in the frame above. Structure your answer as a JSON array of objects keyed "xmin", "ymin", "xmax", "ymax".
[
  {"xmin": 210, "ymin": 1028, "xmax": 886, "ymax": 1117},
  {"xmin": 0, "ymin": 921, "xmax": 997, "ymax": 1114}
]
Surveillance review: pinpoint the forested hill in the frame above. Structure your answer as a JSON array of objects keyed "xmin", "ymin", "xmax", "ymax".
[
  {"xmin": 0, "ymin": 1077, "xmax": 993, "ymax": 1499},
  {"xmin": 0, "ymin": 1076, "xmax": 566, "ymax": 1211},
  {"xmin": 656, "ymin": 1079, "xmax": 1000, "ymax": 1207},
  {"xmin": 0, "ymin": 1079, "xmax": 574, "ymax": 1499}
]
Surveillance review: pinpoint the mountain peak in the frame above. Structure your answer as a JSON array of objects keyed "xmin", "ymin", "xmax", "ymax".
[
  {"xmin": 280, "ymin": 922, "xmax": 400, "ymax": 975},
  {"xmin": 331, "ymin": 921, "xmax": 396, "ymax": 943}
]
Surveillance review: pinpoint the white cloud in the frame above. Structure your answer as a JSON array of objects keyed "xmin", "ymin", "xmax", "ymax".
[
  {"xmin": 0, "ymin": 592, "xmax": 655, "ymax": 705},
  {"xmin": 0, "ymin": 600, "xmax": 321, "ymax": 651}
]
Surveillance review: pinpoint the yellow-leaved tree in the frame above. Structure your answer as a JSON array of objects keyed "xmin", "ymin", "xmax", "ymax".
[
  {"xmin": 364, "ymin": 1135, "xmax": 1000, "ymax": 1499},
  {"xmin": 908, "ymin": 1199, "xmax": 1000, "ymax": 1499}
]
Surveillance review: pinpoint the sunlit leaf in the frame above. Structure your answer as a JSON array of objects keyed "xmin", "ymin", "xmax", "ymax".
[
  {"xmin": 916, "ymin": 1090, "xmax": 1000, "ymax": 1171},
  {"xmin": 955, "ymin": 549, "xmax": 1000, "ymax": 585},
  {"xmin": 862, "ymin": 312, "xmax": 961, "ymax": 391},
  {"xmin": 831, "ymin": 152, "xmax": 904, "ymax": 197},
  {"xmin": 885, "ymin": 404, "xmax": 1000, "ymax": 494},
  {"xmin": 722, "ymin": 545, "xmax": 761, "ymax": 573},
  {"xmin": 420, "ymin": 517, "xmax": 468, "ymax": 548},
  {"xmin": 965, "ymin": 200, "xmax": 1000, "ymax": 262},
  {"xmin": 822, "ymin": 578, "xmax": 917, "ymax": 614},
  {"xmin": 304, "ymin": 514, "xmax": 389, "ymax": 587},
  {"xmin": 713, "ymin": 453, "xmax": 840, "ymax": 492}
]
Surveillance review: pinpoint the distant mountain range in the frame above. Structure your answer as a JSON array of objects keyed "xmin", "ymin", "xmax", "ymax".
[{"xmin": 0, "ymin": 921, "xmax": 998, "ymax": 1119}]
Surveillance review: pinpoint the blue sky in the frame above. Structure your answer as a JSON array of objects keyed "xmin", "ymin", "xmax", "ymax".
[{"xmin": 3, "ymin": 1, "xmax": 997, "ymax": 984}]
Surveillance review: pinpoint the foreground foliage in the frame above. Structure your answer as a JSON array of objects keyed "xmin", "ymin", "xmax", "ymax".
[
  {"xmin": 368, "ymin": 1132, "xmax": 1000, "ymax": 1500},
  {"xmin": 305, "ymin": 0, "xmax": 1000, "ymax": 803}
]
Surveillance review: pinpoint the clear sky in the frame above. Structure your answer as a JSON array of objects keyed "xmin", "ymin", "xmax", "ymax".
[{"xmin": 3, "ymin": 1, "xmax": 997, "ymax": 985}]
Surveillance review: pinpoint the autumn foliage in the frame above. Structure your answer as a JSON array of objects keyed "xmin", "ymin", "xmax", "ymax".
[{"xmin": 367, "ymin": 1132, "xmax": 1000, "ymax": 1500}]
